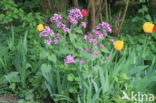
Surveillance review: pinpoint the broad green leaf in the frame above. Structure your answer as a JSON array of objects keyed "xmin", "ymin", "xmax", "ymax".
[
  {"xmin": 48, "ymin": 54, "xmax": 57, "ymax": 63},
  {"xmin": 40, "ymin": 50, "xmax": 48, "ymax": 59},
  {"xmin": 5, "ymin": 72, "xmax": 20, "ymax": 83},
  {"xmin": 67, "ymin": 73, "xmax": 74, "ymax": 81}
]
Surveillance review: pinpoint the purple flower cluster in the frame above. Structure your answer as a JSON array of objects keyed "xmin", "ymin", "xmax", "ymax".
[
  {"xmin": 67, "ymin": 8, "xmax": 83, "ymax": 24},
  {"xmin": 92, "ymin": 29, "xmax": 103, "ymax": 39},
  {"xmin": 44, "ymin": 37, "xmax": 52, "ymax": 45},
  {"xmin": 110, "ymin": 39, "xmax": 115, "ymax": 44},
  {"xmin": 50, "ymin": 13, "xmax": 71, "ymax": 33},
  {"xmin": 67, "ymin": 16, "xmax": 78, "ymax": 24},
  {"xmin": 96, "ymin": 22, "xmax": 112, "ymax": 33},
  {"xmin": 40, "ymin": 26, "xmax": 60, "ymax": 45},
  {"xmin": 84, "ymin": 34, "xmax": 93, "ymax": 43},
  {"xmin": 84, "ymin": 34, "xmax": 98, "ymax": 46},
  {"xmin": 40, "ymin": 26, "xmax": 54, "ymax": 37},
  {"xmin": 81, "ymin": 22, "xmax": 87, "ymax": 28},
  {"xmin": 56, "ymin": 22, "xmax": 71, "ymax": 33},
  {"xmin": 68, "ymin": 8, "xmax": 83, "ymax": 19},
  {"xmin": 39, "ymin": 9, "xmax": 113, "ymax": 65},
  {"xmin": 64, "ymin": 55, "xmax": 86, "ymax": 65},
  {"xmin": 64, "ymin": 55, "xmax": 75, "ymax": 65},
  {"xmin": 92, "ymin": 51, "xmax": 98, "ymax": 56},
  {"xmin": 50, "ymin": 13, "xmax": 62, "ymax": 23},
  {"xmin": 100, "ymin": 44, "xmax": 105, "ymax": 49},
  {"xmin": 82, "ymin": 22, "xmax": 112, "ymax": 57},
  {"xmin": 83, "ymin": 48, "xmax": 90, "ymax": 52}
]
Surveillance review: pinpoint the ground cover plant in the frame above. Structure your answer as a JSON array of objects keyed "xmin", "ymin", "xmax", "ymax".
[{"xmin": 0, "ymin": 0, "xmax": 156, "ymax": 103}]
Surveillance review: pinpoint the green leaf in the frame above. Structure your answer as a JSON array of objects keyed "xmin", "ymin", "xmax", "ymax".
[
  {"xmin": 40, "ymin": 49, "xmax": 48, "ymax": 59},
  {"xmin": 67, "ymin": 73, "xmax": 74, "ymax": 81},
  {"xmin": 69, "ymin": 33, "xmax": 77, "ymax": 42},
  {"xmin": 69, "ymin": 86, "xmax": 77, "ymax": 93},
  {"xmin": 48, "ymin": 54, "xmax": 57, "ymax": 63},
  {"xmin": 5, "ymin": 72, "xmax": 20, "ymax": 83},
  {"xmin": 152, "ymin": 31, "xmax": 156, "ymax": 39},
  {"xmin": 101, "ymin": 48, "xmax": 109, "ymax": 53},
  {"xmin": 74, "ymin": 27, "xmax": 83, "ymax": 34},
  {"xmin": 145, "ymin": 15, "xmax": 151, "ymax": 21}
]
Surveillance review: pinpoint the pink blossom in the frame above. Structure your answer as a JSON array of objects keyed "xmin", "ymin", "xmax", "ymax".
[
  {"xmin": 96, "ymin": 22, "xmax": 112, "ymax": 33},
  {"xmin": 67, "ymin": 16, "xmax": 78, "ymax": 24},
  {"xmin": 44, "ymin": 37, "xmax": 52, "ymax": 45},
  {"xmin": 56, "ymin": 22, "xmax": 71, "ymax": 33},
  {"xmin": 92, "ymin": 51, "xmax": 98, "ymax": 56},
  {"xmin": 40, "ymin": 26, "xmax": 54, "ymax": 37},
  {"xmin": 92, "ymin": 39, "xmax": 98, "ymax": 46},
  {"xmin": 83, "ymin": 35, "xmax": 87, "ymax": 40},
  {"xmin": 92, "ymin": 29, "xmax": 103, "ymax": 39},
  {"xmin": 105, "ymin": 56, "xmax": 110, "ymax": 60},
  {"xmin": 110, "ymin": 39, "xmax": 115, "ymax": 44},
  {"xmin": 55, "ymin": 33, "xmax": 60, "ymax": 36},
  {"xmin": 84, "ymin": 48, "xmax": 91, "ymax": 52},
  {"xmin": 64, "ymin": 28, "xmax": 71, "ymax": 33},
  {"xmin": 68, "ymin": 8, "xmax": 83, "ymax": 19},
  {"xmin": 79, "ymin": 59, "xmax": 85, "ymax": 64},
  {"xmin": 64, "ymin": 55, "xmax": 75, "ymax": 65},
  {"xmin": 50, "ymin": 13, "xmax": 62, "ymax": 23},
  {"xmin": 53, "ymin": 39, "xmax": 59, "ymax": 44},
  {"xmin": 85, "ymin": 34, "xmax": 93, "ymax": 43},
  {"xmin": 81, "ymin": 22, "xmax": 87, "ymax": 28},
  {"xmin": 100, "ymin": 44, "xmax": 105, "ymax": 49}
]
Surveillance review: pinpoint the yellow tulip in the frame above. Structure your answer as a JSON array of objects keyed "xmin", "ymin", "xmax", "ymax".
[
  {"xmin": 143, "ymin": 22, "xmax": 154, "ymax": 34},
  {"xmin": 114, "ymin": 40, "xmax": 124, "ymax": 51},
  {"xmin": 37, "ymin": 24, "xmax": 44, "ymax": 31}
]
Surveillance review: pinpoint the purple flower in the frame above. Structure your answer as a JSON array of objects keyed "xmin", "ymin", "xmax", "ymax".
[
  {"xmin": 92, "ymin": 51, "xmax": 98, "ymax": 56},
  {"xmin": 40, "ymin": 26, "xmax": 54, "ymax": 37},
  {"xmin": 64, "ymin": 55, "xmax": 75, "ymax": 65},
  {"xmin": 100, "ymin": 44, "xmax": 105, "ymax": 49},
  {"xmin": 68, "ymin": 8, "xmax": 83, "ymax": 19},
  {"xmin": 56, "ymin": 22, "xmax": 71, "ymax": 33},
  {"xmin": 95, "ymin": 45, "xmax": 98, "ymax": 49},
  {"xmin": 55, "ymin": 33, "xmax": 60, "ymax": 36},
  {"xmin": 84, "ymin": 48, "xmax": 90, "ymax": 52},
  {"xmin": 84, "ymin": 35, "xmax": 87, "ymax": 40},
  {"xmin": 50, "ymin": 13, "xmax": 62, "ymax": 23},
  {"xmin": 53, "ymin": 39, "xmax": 59, "ymax": 44},
  {"xmin": 67, "ymin": 16, "xmax": 78, "ymax": 24},
  {"xmin": 64, "ymin": 28, "xmax": 71, "ymax": 33},
  {"xmin": 96, "ymin": 22, "xmax": 112, "ymax": 33},
  {"xmin": 81, "ymin": 22, "xmax": 87, "ymax": 28},
  {"xmin": 84, "ymin": 34, "xmax": 93, "ymax": 43},
  {"xmin": 105, "ymin": 56, "xmax": 110, "ymax": 60},
  {"xmin": 67, "ymin": 8, "xmax": 83, "ymax": 24},
  {"xmin": 110, "ymin": 39, "xmax": 115, "ymax": 44},
  {"xmin": 56, "ymin": 22, "xmax": 66, "ymax": 29},
  {"xmin": 92, "ymin": 39, "xmax": 98, "ymax": 46},
  {"xmin": 44, "ymin": 37, "xmax": 52, "ymax": 45},
  {"xmin": 92, "ymin": 29, "xmax": 103, "ymax": 39},
  {"xmin": 79, "ymin": 59, "xmax": 85, "ymax": 64}
]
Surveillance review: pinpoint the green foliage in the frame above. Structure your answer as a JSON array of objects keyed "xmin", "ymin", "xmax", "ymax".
[
  {"xmin": 0, "ymin": 0, "xmax": 156, "ymax": 103},
  {"xmin": 0, "ymin": 0, "xmax": 43, "ymax": 36}
]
